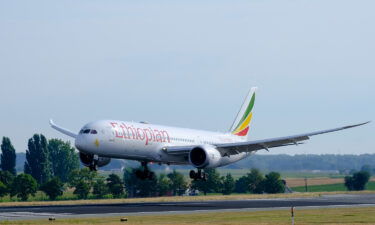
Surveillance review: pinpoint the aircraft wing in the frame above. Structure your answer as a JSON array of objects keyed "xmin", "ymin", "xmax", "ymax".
[
  {"xmin": 49, "ymin": 119, "xmax": 78, "ymax": 138},
  {"xmin": 164, "ymin": 121, "xmax": 370, "ymax": 156}
]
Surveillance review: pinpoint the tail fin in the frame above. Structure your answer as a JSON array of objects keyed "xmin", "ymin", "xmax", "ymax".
[{"xmin": 229, "ymin": 87, "xmax": 257, "ymax": 138}]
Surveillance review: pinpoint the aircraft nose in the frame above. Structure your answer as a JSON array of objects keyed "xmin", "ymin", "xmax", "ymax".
[{"xmin": 75, "ymin": 134, "xmax": 85, "ymax": 151}]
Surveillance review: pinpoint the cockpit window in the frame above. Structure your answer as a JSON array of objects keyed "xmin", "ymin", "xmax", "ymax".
[
  {"xmin": 90, "ymin": 130, "xmax": 98, "ymax": 134},
  {"xmin": 83, "ymin": 129, "xmax": 91, "ymax": 134}
]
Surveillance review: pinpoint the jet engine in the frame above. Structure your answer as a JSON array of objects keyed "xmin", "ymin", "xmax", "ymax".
[
  {"xmin": 79, "ymin": 152, "xmax": 111, "ymax": 167},
  {"xmin": 188, "ymin": 145, "xmax": 221, "ymax": 169}
]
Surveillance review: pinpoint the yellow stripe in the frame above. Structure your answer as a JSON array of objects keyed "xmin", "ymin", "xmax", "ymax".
[{"xmin": 233, "ymin": 112, "xmax": 252, "ymax": 134}]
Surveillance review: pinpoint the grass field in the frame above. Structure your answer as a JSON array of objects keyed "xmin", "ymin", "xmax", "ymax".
[
  {"xmin": 2, "ymin": 206, "xmax": 375, "ymax": 225},
  {"xmin": 292, "ymin": 181, "xmax": 375, "ymax": 192},
  {"xmin": 0, "ymin": 192, "xmax": 322, "ymax": 207}
]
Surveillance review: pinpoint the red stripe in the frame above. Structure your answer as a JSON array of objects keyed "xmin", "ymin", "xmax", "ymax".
[{"xmin": 234, "ymin": 127, "xmax": 249, "ymax": 136}]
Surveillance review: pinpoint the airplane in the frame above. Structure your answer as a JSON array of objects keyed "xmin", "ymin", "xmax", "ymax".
[{"xmin": 50, "ymin": 87, "xmax": 369, "ymax": 180}]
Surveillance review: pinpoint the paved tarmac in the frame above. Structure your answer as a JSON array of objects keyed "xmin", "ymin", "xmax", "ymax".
[{"xmin": 1, "ymin": 194, "xmax": 375, "ymax": 221}]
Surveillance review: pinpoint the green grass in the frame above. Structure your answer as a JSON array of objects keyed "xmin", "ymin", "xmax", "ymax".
[{"xmin": 292, "ymin": 181, "xmax": 375, "ymax": 192}]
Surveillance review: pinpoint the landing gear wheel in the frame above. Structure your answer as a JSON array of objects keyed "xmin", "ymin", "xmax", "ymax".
[
  {"xmin": 189, "ymin": 170, "xmax": 197, "ymax": 179},
  {"xmin": 135, "ymin": 162, "xmax": 155, "ymax": 180},
  {"xmin": 190, "ymin": 169, "xmax": 206, "ymax": 181}
]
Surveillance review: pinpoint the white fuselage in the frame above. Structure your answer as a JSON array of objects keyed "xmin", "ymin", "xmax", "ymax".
[{"xmin": 75, "ymin": 120, "xmax": 252, "ymax": 167}]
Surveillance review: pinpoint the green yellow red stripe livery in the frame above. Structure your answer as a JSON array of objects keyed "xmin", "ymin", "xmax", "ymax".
[{"xmin": 231, "ymin": 88, "xmax": 257, "ymax": 137}]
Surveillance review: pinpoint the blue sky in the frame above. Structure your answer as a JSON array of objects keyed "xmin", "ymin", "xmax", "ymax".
[{"xmin": 0, "ymin": 0, "xmax": 374, "ymax": 154}]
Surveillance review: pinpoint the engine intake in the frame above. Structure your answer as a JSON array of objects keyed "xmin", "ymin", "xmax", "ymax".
[
  {"xmin": 79, "ymin": 152, "xmax": 111, "ymax": 168},
  {"xmin": 189, "ymin": 145, "xmax": 221, "ymax": 169}
]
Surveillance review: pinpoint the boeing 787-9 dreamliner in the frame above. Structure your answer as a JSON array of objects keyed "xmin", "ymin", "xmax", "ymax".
[{"xmin": 50, "ymin": 87, "xmax": 369, "ymax": 180}]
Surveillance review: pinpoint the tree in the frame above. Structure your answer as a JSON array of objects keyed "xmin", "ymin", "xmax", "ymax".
[
  {"xmin": 0, "ymin": 181, "xmax": 7, "ymax": 198},
  {"xmin": 263, "ymin": 172, "xmax": 285, "ymax": 194},
  {"xmin": 68, "ymin": 168, "xmax": 96, "ymax": 199},
  {"xmin": 0, "ymin": 170, "xmax": 15, "ymax": 193},
  {"xmin": 222, "ymin": 174, "xmax": 235, "ymax": 195},
  {"xmin": 24, "ymin": 134, "xmax": 52, "ymax": 184},
  {"xmin": 48, "ymin": 139, "xmax": 79, "ymax": 182},
  {"xmin": 247, "ymin": 168, "xmax": 265, "ymax": 194},
  {"xmin": 235, "ymin": 176, "xmax": 249, "ymax": 193},
  {"xmin": 191, "ymin": 168, "xmax": 222, "ymax": 195},
  {"xmin": 93, "ymin": 178, "xmax": 109, "ymax": 198},
  {"xmin": 11, "ymin": 174, "xmax": 38, "ymax": 201},
  {"xmin": 106, "ymin": 174, "xmax": 124, "ymax": 198},
  {"xmin": 123, "ymin": 167, "xmax": 157, "ymax": 197},
  {"xmin": 1, "ymin": 137, "xmax": 17, "ymax": 175},
  {"xmin": 345, "ymin": 171, "xmax": 370, "ymax": 191},
  {"xmin": 68, "ymin": 168, "xmax": 97, "ymax": 187},
  {"xmin": 123, "ymin": 168, "xmax": 138, "ymax": 198},
  {"xmin": 40, "ymin": 177, "xmax": 64, "ymax": 200},
  {"xmin": 157, "ymin": 174, "xmax": 172, "ymax": 196},
  {"xmin": 167, "ymin": 170, "xmax": 187, "ymax": 196},
  {"xmin": 73, "ymin": 180, "xmax": 90, "ymax": 199}
]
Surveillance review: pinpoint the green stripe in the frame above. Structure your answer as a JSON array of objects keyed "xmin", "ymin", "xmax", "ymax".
[{"xmin": 233, "ymin": 93, "xmax": 255, "ymax": 131}]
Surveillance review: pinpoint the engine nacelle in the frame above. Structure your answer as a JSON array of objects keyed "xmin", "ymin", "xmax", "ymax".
[
  {"xmin": 79, "ymin": 152, "xmax": 111, "ymax": 168},
  {"xmin": 188, "ymin": 145, "xmax": 222, "ymax": 169}
]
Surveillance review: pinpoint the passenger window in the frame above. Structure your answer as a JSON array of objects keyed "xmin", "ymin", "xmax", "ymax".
[
  {"xmin": 90, "ymin": 130, "xmax": 98, "ymax": 134},
  {"xmin": 83, "ymin": 129, "xmax": 90, "ymax": 134}
]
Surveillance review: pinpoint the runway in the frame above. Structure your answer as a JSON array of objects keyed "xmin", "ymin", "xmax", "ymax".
[{"xmin": 1, "ymin": 194, "xmax": 375, "ymax": 221}]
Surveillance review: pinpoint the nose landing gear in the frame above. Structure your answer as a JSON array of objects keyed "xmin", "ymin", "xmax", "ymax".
[
  {"xmin": 88, "ymin": 155, "xmax": 98, "ymax": 171},
  {"xmin": 189, "ymin": 169, "xmax": 207, "ymax": 181},
  {"xmin": 135, "ymin": 161, "xmax": 155, "ymax": 180}
]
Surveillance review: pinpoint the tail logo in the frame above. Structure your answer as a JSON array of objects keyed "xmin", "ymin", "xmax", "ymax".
[{"xmin": 231, "ymin": 92, "xmax": 255, "ymax": 136}]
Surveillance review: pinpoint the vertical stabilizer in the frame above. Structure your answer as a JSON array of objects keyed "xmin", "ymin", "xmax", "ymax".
[{"xmin": 230, "ymin": 87, "xmax": 257, "ymax": 138}]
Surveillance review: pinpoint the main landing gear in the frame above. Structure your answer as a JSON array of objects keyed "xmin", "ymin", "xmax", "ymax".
[
  {"xmin": 189, "ymin": 169, "xmax": 207, "ymax": 181},
  {"xmin": 135, "ymin": 161, "xmax": 156, "ymax": 180}
]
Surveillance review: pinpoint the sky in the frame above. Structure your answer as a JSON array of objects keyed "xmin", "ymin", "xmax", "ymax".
[{"xmin": 0, "ymin": 0, "xmax": 374, "ymax": 155}]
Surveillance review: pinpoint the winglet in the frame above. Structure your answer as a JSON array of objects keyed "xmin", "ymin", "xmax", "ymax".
[
  {"xmin": 49, "ymin": 119, "xmax": 78, "ymax": 138},
  {"xmin": 49, "ymin": 119, "xmax": 55, "ymax": 126}
]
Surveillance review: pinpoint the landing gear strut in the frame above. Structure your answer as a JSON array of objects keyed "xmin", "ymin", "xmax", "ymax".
[
  {"xmin": 135, "ymin": 161, "xmax": 155, "ymax": 180},
  {"xmin": 189, "ymin": 169, "xmax": 206, "ymax": 181},
  {"xmin": 89, "ymin": 155, "xmax": 98, "ymax": 171}
]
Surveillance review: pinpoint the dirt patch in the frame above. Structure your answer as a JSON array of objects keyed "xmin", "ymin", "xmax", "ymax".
[
  {"xmin": 285, "ymin": 177, "xmax": 375, "ymax": 187},
  {"xmin": 285, "ymin": 178, "xmax": 344, "ymax": 187}
]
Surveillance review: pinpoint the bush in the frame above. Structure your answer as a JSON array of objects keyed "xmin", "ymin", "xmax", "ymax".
[
  {"xmin": 157, "ymin": 174, "xmax": 171, "ymax": 196},
  {"xmin": 234, "ymin": 176, "xmax": 249, "ymax": 193},
  {"xmin": 106, "ymin": 174, "xmax": 124, "ymax": 198},
  {"xmin": 0, "ymin": 170, "xmax": 15, "ymax": 193},
  {"xmin": 40, "ymin": 177, "xmax": 64, "ymax": 200},
  {"xmin": 247, "ymin": 168, "xmax": 265, "ymax": 194},
  {"xmin": 73, "ymin": 180, "xmax": 90, "ymax": 199},
  {"xmin": 263, "ymin": 172, "xmax": 285, "ymax": 194},
  {"xmin": 222, "ymin": 174, "xmax": 235, "ymax": 195},
  {"xmin": 234, "ymin": 168, "xmax": 265, "ymax": 194},
  {"xmin": 0, "ymin": 181, "xmax": 7, "ymax": 198},
  {"xmin": 69, "ymin": 168, "xmax": 97, "ymax": 199},
  {"xmin": 93, "ymin": 179, "xmax": 109, "ymax": 198},
  {"xmin": 11, "ymin": 174, "xmax": 38, "ymax": 201},
  {"xmin": 345, "ymin": 171, "xmax": 370, "ymax": 191}
]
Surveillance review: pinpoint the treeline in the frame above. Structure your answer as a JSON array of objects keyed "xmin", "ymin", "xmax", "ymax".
[
  {"xmin": 12, "ymin": 153, "xmax": 375, "ymax": 173},
  {"xmin": 0, "ymin": 167, "xmax": 287, "ymax": 201},
  {"xmin": 235, "ymin": 154, "xmax": 375, "ymax": 172},
  {"xmin": 0, "ymin": 135, "xmax": 80, "ymax": 200}
]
